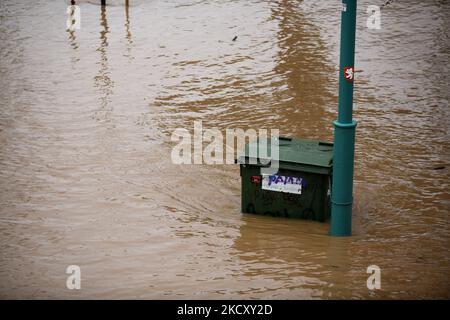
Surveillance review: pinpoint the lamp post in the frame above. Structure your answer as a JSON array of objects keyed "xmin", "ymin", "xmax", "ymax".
[{"xmin": 331, "ymin": 0, "xmax": 358, "ymax": 236}]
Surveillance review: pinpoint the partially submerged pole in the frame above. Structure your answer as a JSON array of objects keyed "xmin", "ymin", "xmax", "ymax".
[{"xmin": 331, "ymin": 0, "xmax": 358, "ymax": 236}]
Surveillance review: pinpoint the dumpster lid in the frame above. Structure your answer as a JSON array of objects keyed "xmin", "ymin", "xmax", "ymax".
[{"xmin": 237, "ymin": 137, "xmax": 333, "ymax": 168}]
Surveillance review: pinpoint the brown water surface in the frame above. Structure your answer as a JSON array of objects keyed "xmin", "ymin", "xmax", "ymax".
[{"xmin": 0, "ymin": 0, "xmax": 449, "ymax": 298}]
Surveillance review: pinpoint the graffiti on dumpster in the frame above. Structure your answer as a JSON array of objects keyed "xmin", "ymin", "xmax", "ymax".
[{"xmin": 262, "ymin": 174, "xmax": 304, "ymax": 194}]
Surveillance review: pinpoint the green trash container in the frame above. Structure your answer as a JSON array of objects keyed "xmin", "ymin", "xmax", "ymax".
[{"xmin": 237, "ymin": 137, "xmax": 333, "ymax": 222}]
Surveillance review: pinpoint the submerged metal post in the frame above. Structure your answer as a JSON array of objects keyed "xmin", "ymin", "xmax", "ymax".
[{"xmin": 331, "ymin": 0, "xmax": 358, "ymax": 236}]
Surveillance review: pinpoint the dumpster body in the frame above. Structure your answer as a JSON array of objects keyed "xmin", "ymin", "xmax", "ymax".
[{"xmin": 237, "ymin": 137, "xmax": 333, "ymax": 222}]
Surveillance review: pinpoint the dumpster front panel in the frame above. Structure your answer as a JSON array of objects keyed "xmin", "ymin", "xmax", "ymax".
[{"xmin": 241, "ymin": 164, "xmax": 331, "ymax": 222}]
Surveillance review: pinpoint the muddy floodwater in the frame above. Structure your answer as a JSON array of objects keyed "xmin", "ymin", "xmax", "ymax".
[{"xmin": 0, "ymin": 0, "xmax": 449, "ymax": 299}]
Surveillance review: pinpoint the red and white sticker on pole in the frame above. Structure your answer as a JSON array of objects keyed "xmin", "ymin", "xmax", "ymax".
[{"xmin": 344, "ymin": 66, "xmax": 354, "ymax": 83}]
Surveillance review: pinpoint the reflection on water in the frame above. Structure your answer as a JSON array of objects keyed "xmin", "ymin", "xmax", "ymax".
[
  {"xmin": 0, "ymin": 0, "xmax": 449, "ymax": 299},
  {"xmin": 124, "ymin": 0, "xmax": 133, "ymax": 59},
  {"xmin": 271, "ymin": 0, "xmax": 336, "ymax": 139},
  {"xmin": 93, "ymin": 4, "xmax": 113, "ymax": 123},
  {"xmin": 68, "ymin": 30, "xmax": 79, "ymax": 51}
]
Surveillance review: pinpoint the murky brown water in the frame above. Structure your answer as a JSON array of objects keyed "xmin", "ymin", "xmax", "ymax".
[{"xmin": 0, "ymin": 0, "xmax": 449, "ymax": 299}]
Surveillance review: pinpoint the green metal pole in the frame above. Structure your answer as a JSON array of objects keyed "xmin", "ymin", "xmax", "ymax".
[{"xmin": 331, "ymin": 0, "xmax": 358, "ymax": 236}]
